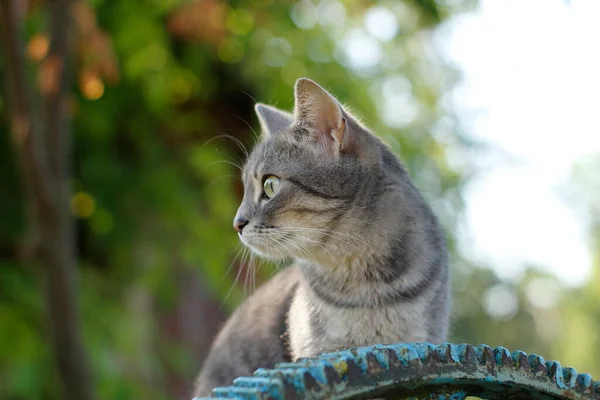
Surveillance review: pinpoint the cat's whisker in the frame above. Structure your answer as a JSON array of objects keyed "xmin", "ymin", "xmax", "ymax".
[
  {"xmin": 276, "ymin": 227, "xmax": 373, "ymax": 253},
  {"xmin": 221, "ymin": 245, "xmax": 250, "ymax": 308},
  {"xmin": 251, "ymin": 252, "xmax": 265, "ymax": 295},
  {"xmin": 233, "ymin": 87, "xmax": 259, "ymax": 106},
  {"xmin": 208, "ymin": 174, "xmax": 238, "ymax": 188},
  {"xmin": 277, "ymin": 226, "xmax": 373, "ymax": 247},
  {"xmin": 221, "ymin": 242, "xmax": 245, "ymax": 283},
  {"xmin": 285, "ymin": 231, "xmax": 363, "ymax": 255},
  {"xmin": 277, "ymin": 237, "xmax": 334, "ymax": 288},
  {"xmin": 247, "ymin": 251, "xmax": 255, "ymax": 296},
  {"xmin": 269, "ymin": 237, "xmax": 288, "ymax": 262},
  {"xmin": 277, "ymin": 236, "xmax": 322, "ymax": 270},
  {"xmin": 292, "ymin": 235, "xmax": 339, "ymax": 267},
  {"xmin": 209, "ymin": 159, "xmax": 244, "ymax": 173},
  {"xmin": 231, "ymin": 113, "xmax": 261, "ymax": 142},
  {"xmin": 243, "ymin": 247, "xmax": 258, "ymax": 299},
  {"xmin": 202, "ymin": 133, "xmax": 250, "ymax": 161}
]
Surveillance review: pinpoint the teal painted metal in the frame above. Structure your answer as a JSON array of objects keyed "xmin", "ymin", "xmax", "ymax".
[{"xmin": 194, "ymin": 343, "xmax": 600, "ymax": 399}]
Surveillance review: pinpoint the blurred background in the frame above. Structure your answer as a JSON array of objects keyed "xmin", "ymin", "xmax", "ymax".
[{"xmin": 1, "ymin": 0, "xmax": 599, "ymax": 399}]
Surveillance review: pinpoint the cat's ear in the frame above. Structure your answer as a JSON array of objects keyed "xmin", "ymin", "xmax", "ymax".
[
  {"xmin": 255, "ymin": 103, "xmax": 294, "ymax": 137},
  {"xmin": 294, "ymin": 78, "xmax": 350, "ymax": 156}
]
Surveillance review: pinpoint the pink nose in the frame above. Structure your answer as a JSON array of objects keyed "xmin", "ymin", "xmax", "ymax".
[{"xmin": 233, "ymin": 217, "xmax": 249, "ymax": 233}]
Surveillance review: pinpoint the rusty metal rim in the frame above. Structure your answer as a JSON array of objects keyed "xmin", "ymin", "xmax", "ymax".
[{"xmin": 195, "ymin": 343, "xmax": 600, "ymax": 400}]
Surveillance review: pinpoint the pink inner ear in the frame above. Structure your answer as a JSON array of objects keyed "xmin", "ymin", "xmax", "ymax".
[
  {"xmin": 294, "ymin": 79, "xmax": 352, "ymax": 156},
  {"xmin": 311, "ymin": 117, "xmax": 345, "ymax": 153}
]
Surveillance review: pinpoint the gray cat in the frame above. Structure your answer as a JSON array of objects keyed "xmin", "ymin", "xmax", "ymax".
[{"xmin": 194, "ymin": 78, "xmax": 450, "ymax": 397}]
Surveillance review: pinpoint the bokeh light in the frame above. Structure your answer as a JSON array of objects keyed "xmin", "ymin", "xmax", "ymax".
[
  {"xmin": 364, "ymin": 6, "xmax": 399, "ymax": 41},
  {"xmin": 70, "ymin": 192, "xmax": 96, "ymax": 219},
  {"xmin": 27, "ymin": 34, "xmax": 49, "ymax": 62}
]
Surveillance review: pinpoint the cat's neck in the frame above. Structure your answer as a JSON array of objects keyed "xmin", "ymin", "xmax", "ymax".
[{"xmin": 295, "ymin": 203, "xmax": 443, "ymax": 308}]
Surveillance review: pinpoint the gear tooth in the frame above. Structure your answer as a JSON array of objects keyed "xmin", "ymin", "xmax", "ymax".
[
  {"xmin": 317, "ymin": 352, "xmax": 336, "ymax": 359},
  {"xmin": 386, "ymin": 347, "xmax": 403, "ymax": 369},
  {"xmin": 389, "ymin": 343, "xmax": 421, "ymax": 368},
  {"xmin": 511, "ymin": 350, "xmax": 529, "ymax": 370},
  {"xmin": 365, "ymin": 352, "xmax": 384, "ymax": 373},
  {"xmin": 344, "ymin": 358, "xmax": 364, "ymax": 382},
  {"xmin": 405, "ymin": 344, "xmax": 422, "ymax": 363},
  {"xmin": 211, "ymin": 386, "xmax": 228, "ymax": 397},
  {"xmin": 436, "ymin": 343, "xmax": 458, "ymax": 363},
  {"xmin": 232, "ymin": 377, "xmax": 284, "ymax": 400},
  {"xmin": 301, "ymin": 370, "xmax": 324, "ymax": 393},
  {"xmin": 461, "ymin": 344, "xmax": 477, "ymax": 364},
  {"xmin": 233, "ymin": 377, "xmax": 270, "ymax": 388},
  {"xmin": 593, "ymin": 381, "xmax": 600, "ymax": 395},
  {"xmin": 415, "ymin": 343, "xmax": 437, "ymax": 363},
  {"xmin": 546, "ymin": 361, "xmax": 565, "ymax": 388},
  {"xmin": 319, "ymin": 349, "xmax": 355, "ymax": 364},
  {"xmin": 476, "ymin": 345, "xmax": 494, "ymax": 366},
  {"xmin": 254, "ymin": 369, "xmax": 281, "ymax": 379},
  {"xmin": 429, "ymin": 347, "xmax": 443, "ymax": 364},
  {"xmin": 376, "ymin": 348, "xmax": 392, "ymax": 370},
  {"xmin": 494, "ymin": 346, "xmax": 512, "ymax": 368},
  {"xmin": 448, "ymin": 343, "xmax": 461, "ymax": 363},
  {"xmin": 323, "ymin": 364, "xmax": 342, "ymax": 385},
  {"xmin": 528, "ymin": 354, "xmax": 547, "ymax": 374},
  {"xmin": 212, "ymin": 386, "xmax": 260, "ymax": 399},
  {"xmin": 275, "ymin": 362, "xmax": 307, "ymax": 369},
  {"xmin": 451, "ymin": 343, "xmax": 462, "ymax": 363},
  {"xmin": 575, "ymin": 373, "xmax": 593, "ymax": 394},
  {"xmin": 436, "ymin": 343, "xmax": 448, "ymax": 363},
  {"xmin": 562, "ymin": 367, "xmax": 577, "ymax": 388}
]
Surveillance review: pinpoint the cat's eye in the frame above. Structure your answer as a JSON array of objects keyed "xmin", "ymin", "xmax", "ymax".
[{"xmin": 263, "ymin": 176, "xmax": 280, "ymax": 199}]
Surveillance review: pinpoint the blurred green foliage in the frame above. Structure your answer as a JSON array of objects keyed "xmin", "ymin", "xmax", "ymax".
[{"xmin": 1, "ymin": 0, "xmax": 599, "ymax": 399}]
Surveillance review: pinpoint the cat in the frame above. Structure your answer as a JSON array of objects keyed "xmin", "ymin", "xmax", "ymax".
[{"xmin": 193, "ymin": 78, "xmax": 450, "ymax": 397}]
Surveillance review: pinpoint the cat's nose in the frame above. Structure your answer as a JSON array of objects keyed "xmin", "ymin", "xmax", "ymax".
[{"xmin": 233, "ymin": 217, "xmax": 249, "ymax": 233}]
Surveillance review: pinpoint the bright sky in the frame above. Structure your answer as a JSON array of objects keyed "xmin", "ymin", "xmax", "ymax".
[
  {"xmin": 440, "ymin": 0, "xmax": 600, "ymax": 285},
  {"xmin": 333, "ymin": 0, "xmax": 600, "ymax": 286}
]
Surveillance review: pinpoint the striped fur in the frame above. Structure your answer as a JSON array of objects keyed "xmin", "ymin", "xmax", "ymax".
[{"xmin": 194, "ymin": 79, "xmax": 450, "ymax": 397}]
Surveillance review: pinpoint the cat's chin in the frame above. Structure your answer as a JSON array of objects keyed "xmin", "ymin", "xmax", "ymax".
[
  {"xmin": 239, "ymin": 237, "xmax": 290, "ymax": 261},
  {"xmin": 245, "ymin": 245, "xmax": 289, "ymax": 261},
  {"xmin": 240, "ymin": 232, "xmax": 309, "ymax": 260}
]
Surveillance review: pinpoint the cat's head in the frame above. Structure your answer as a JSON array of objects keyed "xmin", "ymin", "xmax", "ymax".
[{"xmin": 234, "ymin": 78, "xmax": 397, "ymax": 263}]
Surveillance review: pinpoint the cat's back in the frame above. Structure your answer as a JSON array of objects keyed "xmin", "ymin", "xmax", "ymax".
[{"xmin": 194, "ymin": 266, "xmax": 301, "ymax": 396}]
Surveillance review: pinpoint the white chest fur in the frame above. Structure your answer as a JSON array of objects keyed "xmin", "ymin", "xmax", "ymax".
[{"xmin": 287, "ymin": 283, "xmax": 431, "ymax": 359}]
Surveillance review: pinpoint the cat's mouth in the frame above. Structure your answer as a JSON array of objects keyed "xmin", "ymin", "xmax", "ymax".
[{"xmin": 239, "ymin": 230, "xmax": 298, "ymax": 260}]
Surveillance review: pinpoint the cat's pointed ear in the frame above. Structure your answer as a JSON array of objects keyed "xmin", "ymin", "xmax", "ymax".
[
  {"xmin": 255, "ymin": 103, "xmax": 294, "ymax": 137},
  {"xmin": 294, "ymin": 78, "xmax": 349, "ymax": 156}
]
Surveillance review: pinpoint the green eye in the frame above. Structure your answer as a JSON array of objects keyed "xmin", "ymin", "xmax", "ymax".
[{"xmin": 263, "ymin": 176, "xmax": 280, "ymax": 198}]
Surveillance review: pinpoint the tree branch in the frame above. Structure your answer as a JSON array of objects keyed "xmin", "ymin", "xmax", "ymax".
[
  {"xmin": 45, "ymin": 0, "xmax": 71, "ymax": 178},
  {"xmin": 0, "ymin": 1, "xmax": 95, "ymax": 399},
  {"xmin": 0, "ymin": 0, "xmax": 55, "ymax": 217}
]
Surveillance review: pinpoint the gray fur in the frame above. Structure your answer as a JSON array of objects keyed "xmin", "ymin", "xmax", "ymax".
[
  {"xmin": 255, "ymin": 103, "xmax": 294, "ymax": 136},
  {"xmin": 194, "ymin": 78, "xmax": 450, "ymax": 397}
]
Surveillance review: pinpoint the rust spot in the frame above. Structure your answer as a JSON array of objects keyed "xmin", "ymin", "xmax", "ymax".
[
  {"xmin": 366, "ymin": 353, "xmax": 382, "ymax": 373},
  {"xmin": 345, "ymin": 359, "xmax": 363, "ymax": 382},
  {"xmin": 324, "ymin": 365, "xmax": 341, "ymax": 384},
  {"xmin": 463, "ymin": 345, "xmax": 477, "ymax": 365},
  {"xmin": 303, "ymin": 371, "xmax": 320, "ymax": 391},
  {"xmin": 387, "ymin": 349, "xmax": 402, "ymax": 369},
  {"xmin": 283, "ymin": 382, "xmax": 300, "ymax": 400}
]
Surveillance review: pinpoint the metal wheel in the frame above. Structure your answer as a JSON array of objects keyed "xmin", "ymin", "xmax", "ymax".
[{"xmin": 196, "ymin": 343, "xmax": 600, "ymax": 399}]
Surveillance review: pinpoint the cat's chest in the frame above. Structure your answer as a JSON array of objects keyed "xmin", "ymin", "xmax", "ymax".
[
  {"xmin": 320, "ymin": 309, "xmax": 399, "ymax": 345},
  {"xmin": 287, "ymin": 285, "xmax": 429, "ymax": 359}
]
